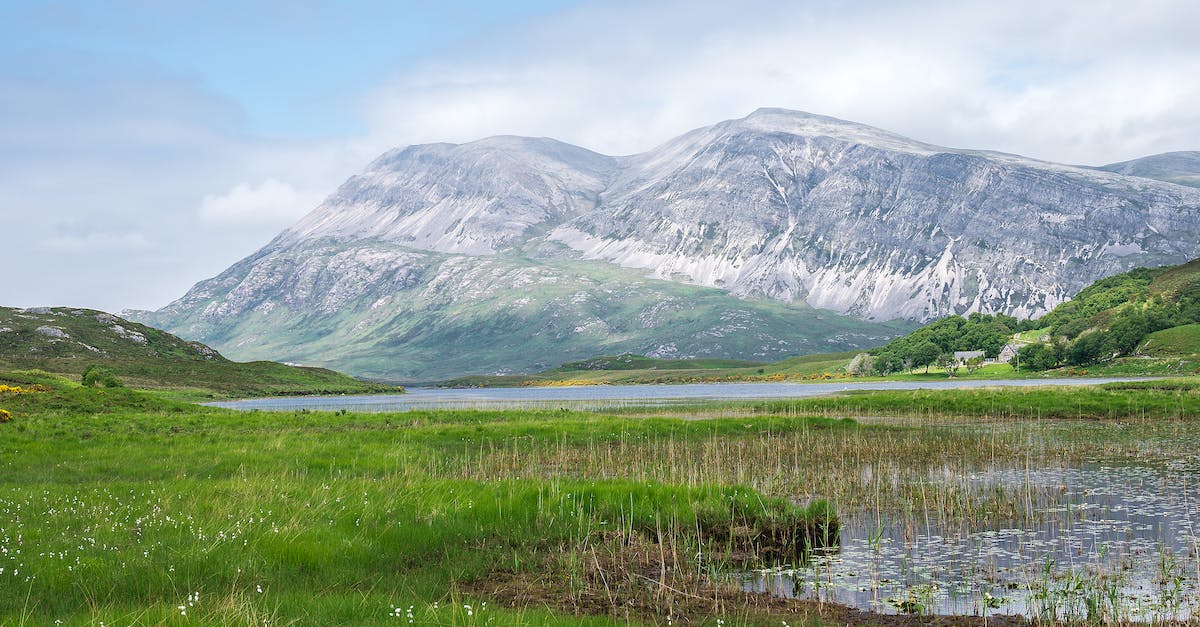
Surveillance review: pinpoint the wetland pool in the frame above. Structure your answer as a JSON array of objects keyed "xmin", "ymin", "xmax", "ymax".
[{"xmin": 745, "ymin": 461, "xmax": 1200, "ymax": 621}]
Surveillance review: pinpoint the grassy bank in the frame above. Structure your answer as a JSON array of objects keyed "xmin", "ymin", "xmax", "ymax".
[{"xmin": 444, "ymin": 349, "xmax": 1198, "ymax": 388}]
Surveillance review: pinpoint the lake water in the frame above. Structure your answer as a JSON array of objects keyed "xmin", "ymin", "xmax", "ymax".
[
  {"xmin": 208, "ymin": 377, "xmax": 1147, "ymax": 412},
  {"xmin": 745, "ymin": 460, "xmax": 1200, "ymax": 621}
]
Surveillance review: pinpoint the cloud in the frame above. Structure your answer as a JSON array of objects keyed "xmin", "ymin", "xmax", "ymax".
[
  {"xmin": 0, "ymin": 52, "xmax": 367, "ymax": 311},
  {"xmin": 361, "ymin": 0, "xmax": 1200, "ymax": 165},
  {"xmin": 198, "ymin": 179, "xmax": 324, "ymax": 227}
]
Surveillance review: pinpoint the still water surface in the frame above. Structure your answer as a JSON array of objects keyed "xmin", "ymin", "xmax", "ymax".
[
  {"xmin": 209, "ymin": 377, "xmax": 1147, "ymax": 412},
  {"xmin": 747, "ymin": 461, "xmax": 1200, "ymax": 621}
]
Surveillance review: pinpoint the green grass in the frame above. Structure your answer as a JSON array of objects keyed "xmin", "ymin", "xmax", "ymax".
[
  {"xmin": 1014, "ymin": 329, "xmax": 1046, "ymax": 343},
  {"xmin": 6, "ymin": 369, "xmax": 1200, "ymax": 624},
  {"xmin": 442, "ymin": 349, "xmax": 1139, "ymax": 388},
  {"xmin": 743, "ymin": 378, "xmax": 1200, "ymax": 421},
  {"xmin": 0, "ymin": 371, "xmax": 846, "ymax": 625},
  {"xmin": 444, "ymin": 350, "xmax": 864, "ymax": 387},
  {"xmin": 555, "ymin": 353, "xmax": 766, "ymax": 372},
  {"xmin": 1139, "ymin": 323, "xmax": 1200, "ymax": 357}
]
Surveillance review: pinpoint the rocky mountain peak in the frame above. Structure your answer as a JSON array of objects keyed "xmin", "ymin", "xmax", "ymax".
[
  {"xmin": 277, "ymin": 134, "xmax": 616, "ymax": 254},
  {"xmin": 728, "ymin": 107, "xmax": 940, "ymax": 154}
]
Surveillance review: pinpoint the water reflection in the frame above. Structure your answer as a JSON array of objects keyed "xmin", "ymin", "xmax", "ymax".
[{"xmin": 746, "ymin": 463, "xmax": 1200, "ymax": 620}]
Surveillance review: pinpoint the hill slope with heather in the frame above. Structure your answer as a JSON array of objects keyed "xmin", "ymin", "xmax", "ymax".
[{"xmin": 0, "ymin": 306, "xmax": 393, "ymax": 397}]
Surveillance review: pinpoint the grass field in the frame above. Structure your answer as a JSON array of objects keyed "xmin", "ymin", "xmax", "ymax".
[{"xmin": 3, "ymin": 370, "xmax": 1200, "ymax": 625}]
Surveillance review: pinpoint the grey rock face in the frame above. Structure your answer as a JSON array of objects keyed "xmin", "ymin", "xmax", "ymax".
[
  {"xmin": 279, "ymin": 136, "xmax": 616, "ymax": 255},
  {"xmin": 137, "ymin": 109, "xmax": 1200, "ymax": 378},
  {"xmin": 553, "ymin": 110, "xmax": 1200, "ymax": 321},
  {"xmin": 271, "ymin": 109, "xmax": 1200, "ymax": 323}
]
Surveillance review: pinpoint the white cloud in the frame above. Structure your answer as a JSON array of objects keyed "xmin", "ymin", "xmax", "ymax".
[
  {"xmin": 361, "ymin": 0, "xmax": 1200, "ymax": 165},
  {"xmin": 198, "ymin": 179, "xmax": 323, "ymax": 227}
]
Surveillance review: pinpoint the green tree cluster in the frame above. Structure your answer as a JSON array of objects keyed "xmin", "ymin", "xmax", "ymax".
[
  {"xmin": 868, "ymin": 313, "xmax": 1024, "ymax": 375},
  {"xmin": 866, "ymin": 258, "xmax": 1200, "ymax": 375},
  {"xmin": 1018, "ymin": 299, "xmax": 1199, "ymax": 370}
]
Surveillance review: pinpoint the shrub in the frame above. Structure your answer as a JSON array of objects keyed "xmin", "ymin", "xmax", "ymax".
[
  {"xmin": 0, "ymin": 408, "xmax": 11, "ymax": 423},
  {"xmin": 81, "ymin": 365, "xmax": 123, "ymax": 388}
]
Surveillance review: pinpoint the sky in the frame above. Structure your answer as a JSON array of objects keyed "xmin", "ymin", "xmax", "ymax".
[{"xmin": 3, "ymin": 0, "xmax": 1199, "ymax": 312}]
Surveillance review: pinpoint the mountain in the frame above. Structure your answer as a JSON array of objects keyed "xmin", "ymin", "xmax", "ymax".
[
  {"xmin": 550, "ymin": 110, "xmax": 1200, "ymax": 320},
  {"xmin": 1098, "ymin": 151, "xmax": 1200, "ymax": 188},
  {"xmin": 0, "ymin": 306, "xmax": 391, "ymax": 397},
  {"xmin": 132, "ymin": 109, "xmax": 1200, "ymax": 381}
]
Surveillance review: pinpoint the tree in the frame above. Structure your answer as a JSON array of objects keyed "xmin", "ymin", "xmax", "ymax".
[
  {"xmin": 872, "ymin": 352, "xmax": 906, "ymax": 376},
  {"xmin": 937, "ymin": 353, "xmax": 960, "ymax": 377},
  {"xmin": 1016, "ymin": 343, "xmax": 1058, "ymax": 371},
  {"xmin": 1068, "ymin": 331, "xmax": 1109, "ymax": 366},
  {"xmin": 81, "ymin": 365, "xmax": 123, "ymax": 388},
  {"xmin": 846, "ymin": 353, "xmax": 875, "ymax": 377},
  {"xmin": 911, "ymin": 341, "xmax": 941, "ymax": 374},
  {"xmin": 963, "ymin": 356, "xmax": 985, "ymax": 374}
]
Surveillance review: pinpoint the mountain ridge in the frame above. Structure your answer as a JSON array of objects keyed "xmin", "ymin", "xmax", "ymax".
[{"xmin": 132, "ymin": 109, "xmax": 1200, "ymax": 380}]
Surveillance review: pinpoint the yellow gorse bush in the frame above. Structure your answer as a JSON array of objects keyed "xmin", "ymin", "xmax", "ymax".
[
  {"xmin": 0, "ymin": 408, "xmax": 11, "ymax": 423},
  {"xmin": 0, "ymin": 384, "xmax": 48, "ymax": 395}
]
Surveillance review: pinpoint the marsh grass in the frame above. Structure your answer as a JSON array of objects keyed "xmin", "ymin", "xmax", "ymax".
[{"xmin": 3, "ymin": 372, "xmax": 1199, "ymax": 624}]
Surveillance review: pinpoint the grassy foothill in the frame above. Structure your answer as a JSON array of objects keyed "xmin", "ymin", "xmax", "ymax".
[{"xmin": 0, "ymin": 306, "xmax": 395, "ymax": 399}]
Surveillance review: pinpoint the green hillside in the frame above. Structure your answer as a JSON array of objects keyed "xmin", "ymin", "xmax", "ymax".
[
  {"xmin": 857, "ymin": 257, "xmax": 1200, "ymax": 376},
  {"xmin": 1138, "ymin": 324, "xmax": 1200, "ymax": 357},
  {"xmin": 0, "ymin": 307, "xmax": 394, "ymax": 398},
  {"xmin": 132, "ymin": 244, "xmax": 914, "ymax": 382}
]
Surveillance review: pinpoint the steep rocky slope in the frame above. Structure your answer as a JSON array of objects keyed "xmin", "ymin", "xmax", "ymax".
[{"xmin": 133, "ymin": 109, "xmax": 1200, "ymax": 380}]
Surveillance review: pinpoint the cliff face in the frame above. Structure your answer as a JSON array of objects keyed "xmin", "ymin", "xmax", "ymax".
[
  {"xmin": 133, "ymin": 109, "xmax": 1200, "ymax": 380},
  {"xmin": 550, "ymin": 110, "xmax": 1200, "ymax": 321}
]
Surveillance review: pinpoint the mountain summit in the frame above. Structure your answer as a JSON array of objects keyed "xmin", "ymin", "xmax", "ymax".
[{"xmin": 133, "ymin": 109, "xmax": 1200, "ymax": 380}]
